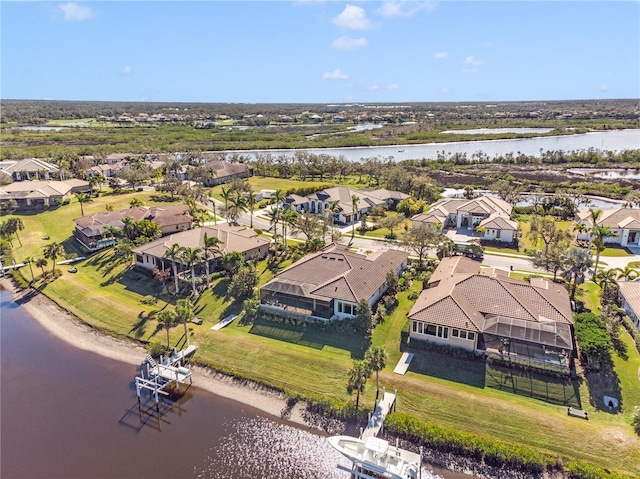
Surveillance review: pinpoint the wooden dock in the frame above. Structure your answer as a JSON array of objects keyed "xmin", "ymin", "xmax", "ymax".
[{"xmin": 361, "ymin": 390, "xmax": 396, "ymax": 440}]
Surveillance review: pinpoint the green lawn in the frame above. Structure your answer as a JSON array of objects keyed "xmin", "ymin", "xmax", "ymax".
[
  {"xmin": 600, "ymin": 246, "xmax": 635, "ymax": 257},
  {"xmin": 8, "ymin": 201, "xmax": 640, "ymax": 477},
  {"xmin": 5, "ymin": 190, "xmax": 178, "ymax": 263}
]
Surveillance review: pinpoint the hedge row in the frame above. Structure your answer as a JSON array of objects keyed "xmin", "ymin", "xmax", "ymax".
[
  {"xmin": 385, "ymin": 413, "xmax": 635, "ymax": 478},
  {"xmin": 620, "ymin": 314, "xmax": 640, "ymax": 353},
  {"xmin": 565, "ymin": 460, "xmax": 631, "ymax": 479},
  {"xmin": 384, "ymin": 413, "xmax": 552, "ymax": 475}
]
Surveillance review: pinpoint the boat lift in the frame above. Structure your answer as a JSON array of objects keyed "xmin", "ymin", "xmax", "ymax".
[{"xmin": 135, "ymin": 345, "xmax": 197, "ymax": 406}]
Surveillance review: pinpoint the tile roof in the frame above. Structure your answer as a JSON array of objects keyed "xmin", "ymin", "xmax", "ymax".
[
  {"xmin": 263, "ymin": 243, "xmax": 408, "ymax": 303},
  {"xmin": 74, "ymin": 205, "xmax": 192, "ymax": 232},
  {"xmin": 409, "ymin": 261, "xmax": 573, "ymax": 331},
  {"xmin": 132, "ymin": 223, "xmax": 270, "ymax": 261},
  {"xmin": 619, "ymin": 282, "xmax": 640, "ymax": 318},
  {"xmin": 0, "ymin": 158, "xmax": 59, "ymax": 175},
  {"xmin": 576, "ymin": 207, "xmax": 640, "ymax": 229}
]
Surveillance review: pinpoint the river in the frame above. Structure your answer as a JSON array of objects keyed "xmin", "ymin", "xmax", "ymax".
[
  {"xmin": 0, "ymin": 289, "xmax": 467, "ymax": 479},
  {"xmin": 229, "ymin": 129, "xmax": 639, "ymax": 162}
]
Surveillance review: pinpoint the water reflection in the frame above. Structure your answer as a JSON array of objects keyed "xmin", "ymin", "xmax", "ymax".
[{"xmin": 194, "ymin": 416, "xmax": 444, "ymax": 479}]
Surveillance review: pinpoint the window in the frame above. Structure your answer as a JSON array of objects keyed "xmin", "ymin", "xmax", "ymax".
[
  {"xmin": 425, "ymin": 324, "xmax": 438, "ymax": 336},
  {"xmin": 135, "ymin": 254, "xmax": 143, "ymax": 263},
  {"xmin": 468, "ymin": 332, "xmax": 475, "ymax": 341},
  {"xmin": 338, "ymin": 302, "xmax": 355, "ymax": 315},
  {"xmin": 452, "ymin": 329, "xmax": 459, "ymax": 338}
]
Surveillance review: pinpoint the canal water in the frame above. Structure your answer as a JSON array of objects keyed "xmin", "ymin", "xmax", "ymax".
[
  {"xmin": 0, "ymin": 289, "xmax": 466, "ymax": 479},
  {"xmin": 229, "ymin": 128, "xmax": 640, "ymax": 163}
]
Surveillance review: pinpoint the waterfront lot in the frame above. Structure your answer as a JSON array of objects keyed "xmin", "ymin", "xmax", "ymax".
[{"xmin": 5, "ymin": 190, "xmax": 640, "ymax": 476}]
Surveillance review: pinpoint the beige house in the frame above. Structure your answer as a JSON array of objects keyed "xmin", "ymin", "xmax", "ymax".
[
  {"xmin": 74, "ymin": 205, "xmax": 192, "ymax": 251},
  {"xmin": 408, "ymin": 257, "xmax": 574, "ymax": 369},
  {"xmin": 132, "ymin": 223, "xmax": 270, "ymax": 273},
  {"xmin": 0, "ymin": 179, "xmax": 89, "ymax": 209},
  {"xmin": 412, "ymin": 196, "xmax": 517, "ymax": 242},
  {"xmin": 260, "ymin": 243, "xmax": 408, "ymax": 321},
  {"xmin": 618, "ymin": 282, "xmax": 640, "ymax": 332},
  {"xmin": 284, "ymin": 186, "xmax": 409, "ymax": 225},
  {"xmin": 0, "ymin": 158, "xmax": 60, "ymax": 181},
  {"xmin": 576, "ymin": 207, "xmax": 640, "ymax": 247}
]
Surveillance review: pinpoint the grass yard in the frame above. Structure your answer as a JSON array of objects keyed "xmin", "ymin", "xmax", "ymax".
[
  {"xmin": 7, "ymin": 200, "xmax": 640, "ymax": 476},
  {"xmin": 4, "ymin": 190, "xmax": 180, "ymax": 263},
  {"xmin": 600, "ymin": 246, "xmax": 635, "ymax": 257}
]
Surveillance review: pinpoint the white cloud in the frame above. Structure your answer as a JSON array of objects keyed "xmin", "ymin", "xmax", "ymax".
[
  {"xmin": 465, "ymin": 56, "xmax": 485, "ymax": 66},
  {"xmin": 332, "ymin": 5, "xmax": 372, "ymax": 30},
  {"xmin": 434, "ymin": 52, "xmax": 448, "ymax": 59},
  {"xmin": 377, "ymin": 1, "xmax": 438, "ymax": 18},
  {"xmin": 332, "ymin": 36, "xmax": 369, "ymax": 50},
  {"xmin": 58, "ymin": 2, "xmax": 93, "ymax": 22},
  {"xmin": 323, "ymin": 68, "xmax": 349, "ymax": 80},
  {"xmin": 119, "ymin": 66, "xmax": 133, "ymax": 75},
  {"xmin": 600, "ymin": 84, "xmax": 609, "ymax": 92},
  {"xmin": 387, "ymin": 84, "xmax": 399, "ymax": 90}
]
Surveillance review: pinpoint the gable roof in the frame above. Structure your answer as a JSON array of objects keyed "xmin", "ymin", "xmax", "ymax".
[
  {"xmin": 201, "ymin": 161, "xmax": 250, "ymax": 179},
  {"xmin": 0, "ymin": 158, "xmax": 59, "ymax": 175},
  {"xmin": 262, "ymin": 243, "xmax": 408, "ymax": 303},
  {"xmin": 0, "ymin": 179, "xmax": 89, "ymax": 200},
  {"xmin": 479, "ymin": 213, "xmax": 518, "ymax": 231},
  {"xmin": 74, "ymin": 204, "xmax": 192, "ymax": 234},
  {"xmin": 132, "ymin": 223, "xmax": 270, "ymax": 262},
  {"xmin": 576, "ymin": 208, "xmax": 640, "ymax": 229},
  {"xmin": 409, "ymin": 261, "xmax": 573, "ymax": 332}
]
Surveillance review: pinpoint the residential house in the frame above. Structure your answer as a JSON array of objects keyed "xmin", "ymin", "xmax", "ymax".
[
  {"xmin": 132, "ymin": 223, "xmax": 270, "ymax": 274},
  {"xmin": 73, "ymin": 204, "xmax": 192, "ymax": 251},
  {"xmin": 408, "ymin": 256, "xmax": 574, "ymax": 369},
  {"xmin": 575, "ymin": 207, "xmax": 640, "ymax": 247},
  {"xmin": 283, "ymin": 186, "xmax": 408, "ymax": 224},
  {"xmin": 0, "ymin": 179, "xmax": 90, "ymax": 209},
  {"xmin": 260, "ymin": 243, "xmax": 408, "ymax": 321},
  {"xmin": 412, "ymin": 196, "xmax": 517, "ymax": 242},
  {"xmin": 0, "ymin": 158, "xmax": 60, "ymax": 181},
  {"xmin": 618, "ymin": 282, "xmax": 640, "ymax": 332},
  {"xmin": 200, "ymin": 161, "xmax": 253, "ymax": 187}
]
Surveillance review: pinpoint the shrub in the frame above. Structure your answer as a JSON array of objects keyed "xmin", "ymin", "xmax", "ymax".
[
  {"xmin": 620, "ymin": 314, "xmax": 640, "ymax": 353},
  {"xmin": 565, "ymin": 461, "xmax": 630, "ymax": 479},
  {"xmin": 632, "ymin": 406, "xmax": 640, "ymax": 436},
  {"xmin": 385, "ymin": 413, "xmax": 550, "ymax": 475},
  {"xmin": 147, "ymin": 342, "xmax": 167, "ymax": 357}
]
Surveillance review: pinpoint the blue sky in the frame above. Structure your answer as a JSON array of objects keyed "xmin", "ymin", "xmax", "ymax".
[{"xmin": 2, "ymin": 1, "xmax": 638, "ymax": 103}]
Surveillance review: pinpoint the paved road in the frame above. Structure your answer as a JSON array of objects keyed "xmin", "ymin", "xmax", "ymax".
[{"xmin": 231, "ymin": 208, "xmax": 639, "ymax": 273}]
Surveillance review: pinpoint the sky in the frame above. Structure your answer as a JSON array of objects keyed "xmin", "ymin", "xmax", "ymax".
[{"xmin": 1, "ymin": 1, "xmax": 639, "ymax": 104}]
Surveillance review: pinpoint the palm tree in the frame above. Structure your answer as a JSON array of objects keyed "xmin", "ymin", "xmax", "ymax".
[
  {"xmin": 35, "ymin": 258, "xmax": 48, "ymax": 279},
  {"xmin": 365, "ymin": 347, "xmax": 387, "ymax": 400},
  {"xmin": 351, "ymin": 194, "xmax": 360, "ymax": 243},
  {"xmin": 595, "ymin": 268, "xmax": 618, "ymax": 297},
  {"xmin": 181, "ymin": 246, "xmax": 203, "ymax": 296},
  {"xmin": 347, "ymin": 359, "xmax": 371, "ymax": 412},
  {"xmin": 228, "ymin": 191, "xmax": 248, "ymax": 225},
  {"xmin": 175, "ymin": 298, "xmax": 194, "ymax": 346},
  {"xmin": 203, "ymin": 233, "xmax": 222, "ymax": 288},
  {"xmin": 220, "ymin": 186, "xmax": 233, "ymax": 219},
  {"xmin": 43, "ymin": 242, "xmax": 65, "ymax": 275},
  {"xmin": 23, "ymin": 256, "xmax": 35, "ymax": 283},
  {"xmin": 247, "ymin": 190, "xmax": 257, "ymax": 228},
  {"xmin": 129, "ymin": 197, "xmax": 144, "ymax": 208},
  {"xmin": 281, "ymin": 208, "xmax": 297, "ymax": 254},
  {"xmin": 615, "ymin": 265, "xmax": 639, "ymax": 282},
  {"xmin": 8, "ymin": 218, "xmax": 25, "ymax": 247},
  {"xmin": 157, "ymin": 309, "xmax": 176, "ymax": 349},
  {"xmin": 163, "ymin": 243, "xmax": 184, "ymax": 295},
  {"xmin": 591, "ymin": 225, "xmax": 618, "ymax": 277},
  {"xmin": 266, "ymin": 206, "xmax": 281, "ymax": 255},
  {"xmin": 75, "ymin": 192, "xmax": 93, "ymax": 217},
  {"xmin": 562, "ymin": 247, "xmax": 593, "ymax": 300}
]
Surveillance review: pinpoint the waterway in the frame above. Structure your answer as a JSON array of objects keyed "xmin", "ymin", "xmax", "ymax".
[
  {"xmin": 0, "ymin": 289, "xmax": 466, "ymax": 479},
  {"xmin": 231, "ymin": 129, "xmax": 639, "ymax": 162}
]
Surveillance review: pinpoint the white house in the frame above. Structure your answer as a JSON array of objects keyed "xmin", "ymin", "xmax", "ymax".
[
  {"xmin": 576, "ymin": 208, "xmax": 640, "ymax": 247},
  {"xmin": 619, "ymin": 282, "xmax": 640, "ymax": 332}
]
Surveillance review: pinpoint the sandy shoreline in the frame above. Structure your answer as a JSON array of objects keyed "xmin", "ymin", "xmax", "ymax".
[{"xmin": 1, "ymin": 278, "xmax": 323, "ymax": 433}]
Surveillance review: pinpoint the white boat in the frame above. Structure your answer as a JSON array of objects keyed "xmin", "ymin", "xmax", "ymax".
[{"xmin": 328, "ymin": 435, "xmax": 420, "ymax": 479}]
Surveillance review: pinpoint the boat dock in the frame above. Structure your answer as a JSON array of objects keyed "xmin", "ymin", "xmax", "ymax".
[
  {"xmin": 135, "ymin": 345, "xmax": 198, "ymax": 405},
  {"xmin": 361, "ymin": 389, "xmax": 396, "ymax": 440}
]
